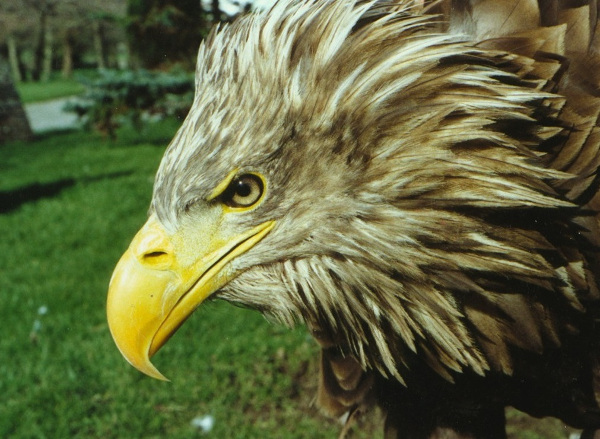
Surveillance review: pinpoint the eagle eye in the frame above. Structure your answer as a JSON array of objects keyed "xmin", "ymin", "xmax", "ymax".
[{"xmin": 221, "ymin": 174, "xmax": 264, "ymax": 209}]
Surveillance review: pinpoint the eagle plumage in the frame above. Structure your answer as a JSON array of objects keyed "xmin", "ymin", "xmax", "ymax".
[{"xmin": 107, "ymin": 1, "xmax": 600, "ymax": 437}]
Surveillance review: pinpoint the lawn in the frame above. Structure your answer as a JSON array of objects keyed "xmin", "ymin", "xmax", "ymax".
[
  {"xmin": 16, "ymin": 75, "xmax": 85, "ymax": 104},
  {"xmin": 0, "ymin": 122, "xmax": 579, "ymax": 438},
  {"xmin": 0, "ymin": 122, "xmax": 354, "ymax": 439}
]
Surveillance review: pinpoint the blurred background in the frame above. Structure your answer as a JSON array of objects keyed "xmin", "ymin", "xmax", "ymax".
[{"xmin": 0, "ymin": 1, "xmax": 581, "ymax": 437}]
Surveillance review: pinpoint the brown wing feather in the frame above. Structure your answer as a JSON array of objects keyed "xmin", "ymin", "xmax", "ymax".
[{"xmin": 312, "ymin": 1, "xmax": 600, "ymax": 436}]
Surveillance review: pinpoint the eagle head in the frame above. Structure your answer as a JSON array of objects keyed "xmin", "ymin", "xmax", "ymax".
[{"xmin": 107, "ymin": 0, "xmax": 575, "ymax": 385}]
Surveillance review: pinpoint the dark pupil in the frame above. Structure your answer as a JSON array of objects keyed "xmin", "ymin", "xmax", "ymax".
[{"xmin": 235, "ymin": 180, "xmax": 252, "ymax": 197}]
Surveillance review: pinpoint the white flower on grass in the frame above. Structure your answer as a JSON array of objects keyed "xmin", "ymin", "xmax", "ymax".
[
  {"xmin": 190, "ymin": 415, "xmax": 215, "ymax": 433},
  {"xmin": 32, "ymin": 319, "xmax": 42, "ymax": 332},
  {"xmin": 30, "ymin": 305, "xmax": 49, "ymax": 343}
]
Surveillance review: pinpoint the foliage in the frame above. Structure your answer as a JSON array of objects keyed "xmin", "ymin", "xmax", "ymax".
[
  {"xmin": 65, "ymin": 69, "xmax": 194, "ymax": 139},
  {"xmin": 127, "ymin": 0, "xmax": 210, "ymax": 69}
]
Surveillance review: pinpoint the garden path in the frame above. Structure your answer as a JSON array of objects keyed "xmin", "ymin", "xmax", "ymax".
[{"xmin": 24, "ymin": 97, "xmax": 82, "ymax": 133}]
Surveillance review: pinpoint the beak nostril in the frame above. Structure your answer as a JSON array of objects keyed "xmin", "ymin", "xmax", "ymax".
[
  {"xmin": 142, "ymin": 251, "xmax": 170, "ymax": 267},
  {"xmin": 146, "ymin": 251, "xmax": 167, "ymax": 258}
]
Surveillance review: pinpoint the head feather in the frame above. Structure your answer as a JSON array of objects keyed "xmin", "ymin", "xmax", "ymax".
[{"xmin": 151, "ymin": 0, "xmax": 592, "ymax": 381}]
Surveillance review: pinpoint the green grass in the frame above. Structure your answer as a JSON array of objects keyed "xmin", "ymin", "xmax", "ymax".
[
  {"xmin": 0, "ymin": 122, "xmax": 357, "ymax": 439},
  {"xmin": 16, "ymin": 75, "xmax": 85, "ymax": 104},
  {"xmin": 0, "ymin": 123, "xmax": 579, "ymax": 438}
]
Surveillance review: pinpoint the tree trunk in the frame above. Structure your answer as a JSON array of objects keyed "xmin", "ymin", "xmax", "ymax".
[
  {"xmin": 41, "ymin": 25, "xmax": 54, "ymax": 82},
  {"xmin": 93, "ymin": 21, "xmax": 106, "ymax": 70},
  {"xmin": 33, "ymin": 12, "xmax": 47, "ymax": 81},
  {"xmin": 6, "ymin": 34, "xmax": 22, "ymax": 83},
  {"xmin": 62, "ymin": 32, "xmax": 74, "ymax": 79},
  {"xmin": 0, "ymin": 56, "xmax": 33, "ymax": 143},
  {"xmin": 117, "ymin": 42, "xmax": 129, "ymax": 70},
  {"xmin": 211, "ymin": 0, "xmax": 222, "ymax": 23}
]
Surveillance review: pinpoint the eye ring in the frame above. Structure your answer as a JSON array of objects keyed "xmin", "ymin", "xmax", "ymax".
[{"xmin": 220, "ymin": 174, "xmax": 265, "ymax": 209}]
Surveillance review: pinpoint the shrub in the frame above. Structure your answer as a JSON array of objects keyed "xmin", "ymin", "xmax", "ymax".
[
  {"xmin": 65, "ymin": 69, "xmax": 194, "ymax": 139},
  {"xmin": 127, "ymin": 0, "xmax": 210, "ymax": 69}
]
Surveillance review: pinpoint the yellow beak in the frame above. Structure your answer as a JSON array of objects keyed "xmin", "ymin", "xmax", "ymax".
[{"xmin": 107, "ymin": 214, "xmax": 275, "ymax": 380}]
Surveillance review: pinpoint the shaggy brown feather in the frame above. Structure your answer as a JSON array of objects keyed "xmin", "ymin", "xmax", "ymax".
[{"xmin": 145, "ymin": 0, "xmax": 600, "ymax": 437}]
